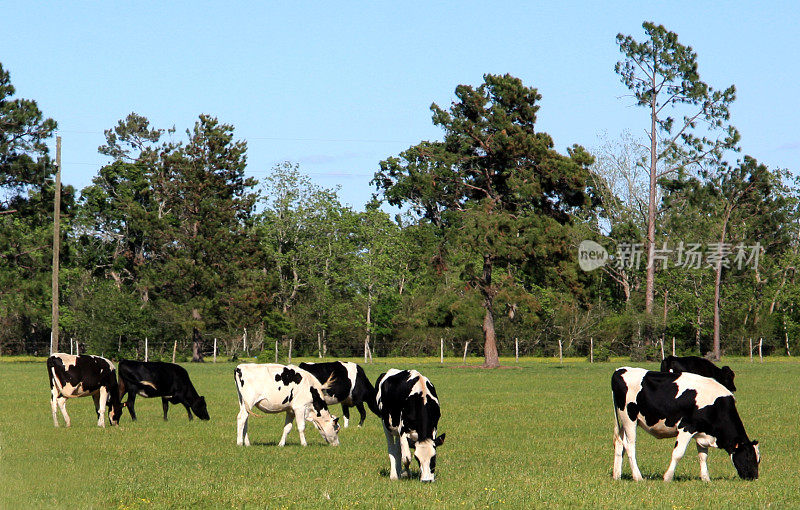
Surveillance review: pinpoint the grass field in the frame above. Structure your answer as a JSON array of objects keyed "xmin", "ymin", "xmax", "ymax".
[{"xmin": 1, "ymin": 356, "xmax": 798, "ymax": 509}]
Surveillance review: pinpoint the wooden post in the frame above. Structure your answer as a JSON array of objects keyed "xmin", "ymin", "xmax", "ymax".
[
  {"xmin": 288, "ymin": 338, "xmax": 293, "ymax": 364},
  {"xmin": 749, "ymin": 338, "xmax": 753, "ymax": 362},
  {"xmin": 515, "ymin": 337, "xmax": 519, "ymax": 363},
  {"xmin": 660, "ymin": 338, "xmax": 665, "ymax": 361},
  {"xmin": 275, "ymin": 340, "xmax": 278, "ymax": 363},
  {"xmin": 759, "ymin": 337, "xmax": 763, "ymax": 362},
  {"xmin": 145, "ymin": 337, "xmax": 148, "ymax": 362},
  {"xmin": 440, "ymin": 338, "xmax": 443, "ymax": 364},
  {"xmin": 672, "ymin": 337, "xmax": 676, "ymax": 356},
  {"xmin": 558, "ymin": 339, "xmax": 563, "ymax": 365},
  {"xmin": 172, "ymin": 340, "xmax": 177, "ymax": 363},
  {"xmin": 50, "ymin": 136, "xmax": 62, "ymax": 356},
  {"xmin": 70, "ymin": 337, "xmax": 73, "ymax": 355},
  {"xmin": 243, "ymin": 328, "xmax": 247, "ymax": 354},
  {"xmin": 463, "ymin": 341, "xmax": 470, "ymax": 364},
  {"xmin": 213, "ymin": 338, "xmax": 217, "ymax": 363},
  {"xmin": 75, "ymin": 340, "xmax": 79, "ymax": 355},
  {"xmin": 590, "ymin": 337, "xmax": 593, "ymax": 363}
]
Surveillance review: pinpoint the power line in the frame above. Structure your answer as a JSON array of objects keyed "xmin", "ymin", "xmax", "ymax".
[{"xmin": 56, "ymin": 130, "xmax": 408, "ymax": 144}]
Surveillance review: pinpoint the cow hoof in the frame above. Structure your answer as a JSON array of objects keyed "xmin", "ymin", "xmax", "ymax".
[{"xmin": 421, "ymin": 479, "xmax": 433, "ymax": 484}]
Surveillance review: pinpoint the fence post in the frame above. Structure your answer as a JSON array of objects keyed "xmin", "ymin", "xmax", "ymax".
[
  {"xmin": 70, "ymin": 338, "xmax": 73, "ymax": 355},
  {"xmin": 515, "ymin": 337, "xmax": 519, "ymax": 363},
  {"xmin": 749, "ymin": 338, "xmax": 753, "ymax": 362},
  {"xmin": 462, "ymin": 341, "xmax": 470, "ymax": 364},
  {"xmin": 275, "ymin": 340, "xmax": 278, "ymax": 363},
  {"xmin": 558, "ymin": 339, "xmax": 563, "ymax": 365},
  {"xmin": 213, "ymin": 338, "xmax": 217, "ymax": 363},
  {"xmin": 243, "ymin": 328, "xmax": 247, "ymax": 354},
  {"xmin": 590, "ymin": 337, "xmax": 593, "ymax": 363},
  {"xmin": 759, "ymin": 337, "xmax": 763, "ymax": 363},
  {"xmin": 288, "ymin": 338, "xmax": 293, "ymax": 364},
  {"xmin": 145, "ymin": 337, "xmax": 148, "ymax": 362},
  {"xmin": 660, "ymin": 338, "xmax": 665, "ymax": 361},
  {"xmin": 440, "ymin": 338, "xmax": 443, "ymax": 364},
  {"xmin": 75, "ymin": 340, "xmax": 79, "ymax": 355},
  {"xmin": 172, "ymin": 340, "xmax": 177, "ymax": 363},
  {"xmin": 672, "ymin": 337, "xmax": 676, "ymax": 356}
]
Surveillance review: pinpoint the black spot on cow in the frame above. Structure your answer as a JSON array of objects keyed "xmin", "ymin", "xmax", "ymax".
[
  {"xmin": 275, "ymin": 368, "xmax": 303, "ymax": 386},
  {"xmin": 309, "ymin": 387, "xmax": 326, "ymax": 416},
  {"xmin": 282, "ymin": 388, "xmax": 294, "ymax": 405},
  {"xmin": 611, "ymin": 368, "xmax": 628, "ymax": 411},
  {"xmin": 626, "ymin": 402, "xmax": 638, "ymax": 421}
]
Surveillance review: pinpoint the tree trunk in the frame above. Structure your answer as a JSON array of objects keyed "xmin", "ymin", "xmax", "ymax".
[
  {"xmin": 712, "ymin": 209, "xmax": 731, "ymax": 361},
  {"xmin": 644, "ymin": 72, "xmax": 658, "ymax": 320},
  {"xmin": 191, "ymin": 326, "xmax": 203, "ymax": 362},
  {"xmin": 481, "ymin": 256, "xmax": 500, "ymax": 368}
]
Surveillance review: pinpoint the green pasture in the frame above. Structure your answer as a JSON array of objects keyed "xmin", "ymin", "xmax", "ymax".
[{"xmin": 1, "ymin": 357, "xmax": 797, "ymax": 508}]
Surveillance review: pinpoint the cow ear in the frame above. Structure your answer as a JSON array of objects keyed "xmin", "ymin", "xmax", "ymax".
[
  {"xmin": 752, "ymin": 440, "xmax": 758, "ymax": 446},
  {"xmin": 434, "ymin": 433, "xmax": 446, "ymax": 447}
]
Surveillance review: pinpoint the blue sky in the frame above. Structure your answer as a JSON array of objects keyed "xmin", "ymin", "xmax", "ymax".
[{"xmin": 3, "ymin": 2, "xmax": 798, "ymax": 209}]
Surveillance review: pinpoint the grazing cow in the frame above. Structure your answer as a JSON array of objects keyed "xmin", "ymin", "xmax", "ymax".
[
  {"xmin": 661, "ymin": 355, "xmax": 737, "ymax": 392},
  {"xmin": 234, "ymin": 363, "xmax": 340, "ymax": 447},
  {"xmin": 612, "ymin": 367, "xmax": 759, "ymax": 482},
  {"xmin": 298, "ymin": 361, "xmax": 375, "ymax": 428},
  {"xmin": 47, "ymin": 353, "xmax": 123, "ymax": 428},
  {"xmin": 118, "ymin": 360, "xmax": 209, "ymax": 421},
  {"xmin": 375, "ymin": 369, "xmax": 445, "ymax": 482}
]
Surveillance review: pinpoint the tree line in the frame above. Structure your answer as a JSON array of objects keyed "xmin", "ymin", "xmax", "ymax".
[{"xmin": 2, "ymin": 22, "xmax": 797, "ymax": 366}]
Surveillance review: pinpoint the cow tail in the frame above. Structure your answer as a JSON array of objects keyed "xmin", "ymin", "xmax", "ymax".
[
  {"xmin": 612, "ymin": 391, "xmax": 623, "ymax": 445},
  {"xmin": 233, "ymin": 367, "xmax": 243, "ymax": 406}
]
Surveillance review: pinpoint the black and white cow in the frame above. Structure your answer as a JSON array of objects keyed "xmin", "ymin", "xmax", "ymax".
[
  {"xmin": 298, "ymin": 361, "xmax": 375, "ymax": 428},
  {"xmin": 661, "ymin": 355, "xmax": 737, "ymax": 392},
  {"xmin": 118, "ymin": 360, "xmax": 209, "ymax": 421},
  {"xmin": 612, "ymin": 367, "xmax": 759, "ymax": 482},
  {"xmin": 374, "ymin": 369, "xmax": 445, "ymax": 482},
  {"xmin": 234, "ymin": 363, "xmax": 340, "ymax": 447},
  {"xmin": 47, "ymin": 353, "xmax": 123, "ymax": 428}
]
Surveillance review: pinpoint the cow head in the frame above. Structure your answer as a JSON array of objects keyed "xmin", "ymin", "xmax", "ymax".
[
  {"xmin": 731, "ymin": 440, "xmax": 760, "ymax": 480},
  {"xmin": 107, "ymin": 395, "xmax": 123, "ymax": 426},
  {"xmin": 721, "ymin": 366, "xmax": 737, "ymax": 392},
  {"xmin": 192, "ymin": 396, "xmax": 210, "ymax": 420},
  {"xmin": 416, "ymin": 433, "xmax": 446, "ymax": 482},
  {"xmin": 307, "ymin": 387, "xmax": 340, "ymax": 446}
]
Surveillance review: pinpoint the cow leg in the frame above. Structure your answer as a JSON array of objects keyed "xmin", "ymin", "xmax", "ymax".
[
  {"xmin": 355, "ymin": 402, "xmax": 367, "ymax": 427},
  {"xmin": 279, "ymin": 410, "xmax": 295, "ymax": 447},
  {"xmin": 697, "ymin": 444, "xmax": 711, "ymax": 482},
  {"xmin": 51, "ymin": 386, "xmax": 60, "ymax": 427},
  {"xmin": 663, "ymin": 431, "xmax": 693, "ymax": 482},
  {"xmin": 236, "ymin": 404, "xmax": 250, "ymax": 446},
  {"xmin": 399, "ymin": 435, "xmax": 412, "ymax": 478},
  {"xmin": 621, "ymin": 422, "xmax": 642, "ymax": 481},
  {"xmin": 341, "ymin": 405, "xmax": 351, "ymax": 428},
  {"xmin": 183, "ymin": 402, "xmax": 193, "ymax": 421},
  {"xmin": 96, "ymin": 387, "xmax": 109, "ymax": 427},
  {"xmin": 57, "ymin": 396, "xmax": 70, "ymax": 427},
  {"xmin": 612, "ymin": 422, "xmax": 625, "ymax": 480},
  {"xmin": 384, "ymin": 426, "xmax": 403, "ymax": 480},
  {"xmin": 294, "ymin": 410, "xmax": 308, "ymax": 447},
  {"xmin": 161, "ymin": 398, "xmax": 169, "ymax": 421},
  {"xmin": 127, "ymin": 393, "xmax": 138, "ymax": 421}
]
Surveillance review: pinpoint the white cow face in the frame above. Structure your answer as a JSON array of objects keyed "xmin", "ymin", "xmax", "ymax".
[
  {"xmin": 308, "ymin": 409, "xmax": 340, "ymax": 446},
  {"xmin": 415, "ymin": 434, "xmax": 446, "ymax": 482}
]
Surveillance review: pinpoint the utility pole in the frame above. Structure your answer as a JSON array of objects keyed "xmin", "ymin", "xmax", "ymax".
[{"xmin": 50, "ymin": 136, "xmax": 62, "ymax": 355}]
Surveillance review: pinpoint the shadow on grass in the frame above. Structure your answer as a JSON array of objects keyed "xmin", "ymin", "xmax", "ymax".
[
  {"xmin": 378, "ymin": 467, "xmax": 423, "ymax": 480},
  {"xmin": 614, "ymin": 471, "xmax": 733, "ymax": 482}
]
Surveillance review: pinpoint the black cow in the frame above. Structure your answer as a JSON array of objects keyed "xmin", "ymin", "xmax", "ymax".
[
  {"xmin": 47, "ymin": 353, "xmax": 123, "ymax": 427},
  {"xmin": 118, "ymin": 360, "xmax": 209, "ymax": 421},
  {"xmin": 612, "ymin": 367, "xmax": 759, "ymax": 481},
  {"xmin": 375, "ymin": 369, "xmax": 445, "ymax": 482},
  {"xmin": 661, "ymin": 355, "xmax": 736, "ymax": 392},
  {"xmin": 298, "ymin": 361, "xmax": 375, "ymax": 428}
]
